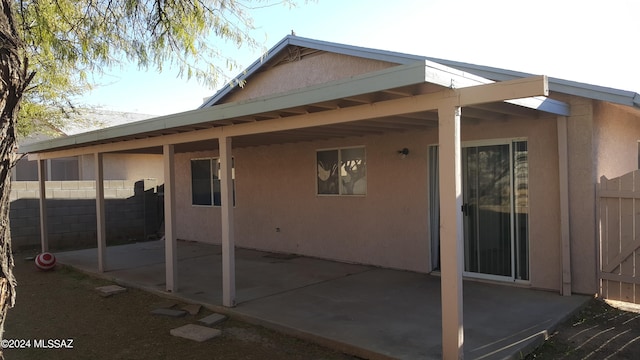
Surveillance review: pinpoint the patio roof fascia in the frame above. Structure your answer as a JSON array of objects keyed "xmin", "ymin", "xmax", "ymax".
[
  {"xmin": 22, "ymin": 60, "xmax": 431, "ymax": 154},
  {"xmin": 24, "ymin": 60, "xmax": 568, "ymax": 157}
]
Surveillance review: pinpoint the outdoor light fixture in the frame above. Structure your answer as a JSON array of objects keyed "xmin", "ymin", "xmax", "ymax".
[{"xmin": 398, "ymin": 148, "xmax": 409, "ymax": 159}]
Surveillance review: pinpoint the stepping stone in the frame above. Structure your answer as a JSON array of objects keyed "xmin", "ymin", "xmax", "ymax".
[
  {"xmin": 182, "ymin": 304, "xmax": 201, "ymax": 315},
  {"xmin": 95, "ymin": 285, "xmax": 127, "ymax": 297},
  {"xmin": 170, "ymin": 324, "xmax": 221, "ymax": 342},
  {"xmin": 199, "ymin": 313, "xmax": 227, "ymax": 326},
  {"xmin": 151, "ymin": 308, "xmax": 187, "ymax": 317}
]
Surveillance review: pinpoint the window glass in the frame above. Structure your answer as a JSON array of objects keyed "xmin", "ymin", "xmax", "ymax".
[
  {"xmin": 340, "ymin": 147, "xmax": 366, "ymax": 195},
  {"xmin": 191, "ymin": 159, "xmax": 212, "ymax": 205},
  {"xmin": 317, "ymin": 150, "xmax": 339, "ymax": 194},
  {"xmin": 191, "ymin": 158, "xmax": 235, "ymax": 206},
  {"xmin": 317, "ymin": 147, "xmax": 366, "ymax": 195}
]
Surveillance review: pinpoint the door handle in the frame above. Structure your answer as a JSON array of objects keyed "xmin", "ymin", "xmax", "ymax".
[{"xmin": 461, "ymin": 203, "xmax": 469, "ymax": 216}]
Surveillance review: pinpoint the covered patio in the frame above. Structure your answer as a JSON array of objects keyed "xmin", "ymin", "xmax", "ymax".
[
  {"xmin": 23, "ymin": 50, "xmax": 575, "ymax": 359},
  {"xmin": 55, "ymin": 240, "xmax": 588, "ymax": 360}
]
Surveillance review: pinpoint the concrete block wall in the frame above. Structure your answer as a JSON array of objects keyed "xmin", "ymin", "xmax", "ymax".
[{"xmin": 10, "ymin": 179, "xmax": 161, "ymax": 250}]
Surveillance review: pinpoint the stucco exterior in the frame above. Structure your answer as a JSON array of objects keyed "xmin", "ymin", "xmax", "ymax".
[
  {"xmin": 172, "ymin": 110, "xmax": 567, "ymax": 291},
  {"xmin": 220, "ymin": 52, "xmax": 395, "ymax": 104},
  {"xmin": 168, "ymin": 48, "xmax": 573, "ymax": 292}
]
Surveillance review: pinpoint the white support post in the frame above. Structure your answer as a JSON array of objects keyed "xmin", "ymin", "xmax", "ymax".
[
  {"xmin": 219, "ymin": 136, "xmax": 236, "ymax": 307},
  {"xmin": 557, "ymin": 116, "xmax": 572, "ymax": 296},
  {"xmin": 94, "ymin": 153, "xmax": 106, "ymax": 273},
  {"xmin": 37, "ymin": 159, "xmax": 49, "ymax": 253},
  {"xmin": 163, "ymin": 144, "xmax": 178, "ymax": 292},
  {"xmin": 438, "ymin": 105, "xmax": 464, "ymax": 360}
]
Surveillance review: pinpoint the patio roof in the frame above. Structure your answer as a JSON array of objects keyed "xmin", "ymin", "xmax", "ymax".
[{"xmin": 23, "ymin": 60, "xmax": 567, "ymax": 159}]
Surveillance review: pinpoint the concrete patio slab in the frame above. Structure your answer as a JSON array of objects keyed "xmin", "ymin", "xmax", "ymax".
[{"xmin": 55, "ymin": 241, "xmax": 589, "ymax": 359}]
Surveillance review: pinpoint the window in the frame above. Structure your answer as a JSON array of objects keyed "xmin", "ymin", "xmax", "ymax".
[
  {"xmin": 317, "ymin": 147, "xmax": 366, "ymax": 195},
  {"xmin": 191, "ymin": 158, "xmax": 235, "ymax": 206}
]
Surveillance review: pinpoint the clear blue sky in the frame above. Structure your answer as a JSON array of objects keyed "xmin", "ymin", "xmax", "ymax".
[{"xmin": 79, "ymin": 0, "xmax": 640, "ymax": 116}]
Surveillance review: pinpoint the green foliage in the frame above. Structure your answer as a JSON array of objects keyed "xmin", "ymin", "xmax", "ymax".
[{"xmin": 13, "ymin": 0, "xmax": 295, "ymax": 136}]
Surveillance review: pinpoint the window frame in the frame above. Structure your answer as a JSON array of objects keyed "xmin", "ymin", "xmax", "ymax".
[
  {"xmin": 190, "ymin": 157, "xmax": 235, "ymax": 207},
  {"xmin": 316, "ymin": 146, "xmax": 367, "ymax": 196}
]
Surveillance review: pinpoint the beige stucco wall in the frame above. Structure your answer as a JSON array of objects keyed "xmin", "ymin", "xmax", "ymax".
[
  {"xmin": 219, "ymin": 52, "xmax": 396, "ymax": 103},
  {"xmin": 174, "ymin": 113, "xmax": 564, "ymax": 291},
  {"xmin": 594, "ymin": 102, "xmax": 640, "ymax": 179},
  {"xmin": 554, "ymin": 97, "xmax": 640, "ymax": 295}
]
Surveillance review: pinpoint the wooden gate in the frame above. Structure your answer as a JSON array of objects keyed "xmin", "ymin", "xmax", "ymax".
[{"xmin": 598, "ymin": 170, "xmax": 640, "ymax": 304}]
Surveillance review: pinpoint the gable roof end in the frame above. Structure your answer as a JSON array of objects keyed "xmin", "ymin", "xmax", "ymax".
[
  {"xmin": 199, "ymin": 35, "xmax": 425, "ymax": 108},
  {"xmin": 201, "ymin": 35, "xmax": 639, "ymax": 111}
]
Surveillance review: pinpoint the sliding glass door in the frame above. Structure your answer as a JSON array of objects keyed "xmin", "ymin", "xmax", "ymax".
[{"xmin": 429, "ymin": 140, "xmax": 529, "ymax": 282}]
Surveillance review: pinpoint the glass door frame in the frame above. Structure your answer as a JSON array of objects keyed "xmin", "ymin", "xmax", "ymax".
[
  {"xmin": 461, "ymin": 138, "xmax": 521, "ymax": 283},
  {"xmin": 428, "ymin": 138, "xmax": 530, "ymax": 284}
]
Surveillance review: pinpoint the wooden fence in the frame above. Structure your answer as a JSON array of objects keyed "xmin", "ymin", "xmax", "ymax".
[{"xmin": 598, "ymin": 170, "xmax": 640, "ymax": 304}]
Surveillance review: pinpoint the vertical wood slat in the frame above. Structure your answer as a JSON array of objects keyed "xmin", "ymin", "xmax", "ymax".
[
  {"xmin": 598, "ymin": 170, "xmax": 640, "ymax": 304},
  {"xmin": 599, "ymin": 175, "xmax": 608, "ymax": 300},
  {"xmin": 619, "ymin": 172, "xmax": 634, "ymax": 302},
  {"xmin": 607, "ymin": 176, "xmax": 620, "ymax": 300}
]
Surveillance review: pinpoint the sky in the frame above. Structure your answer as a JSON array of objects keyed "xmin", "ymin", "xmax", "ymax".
[{"xmin": 78, "ymin": 0, "xmax": 640, "ymax": 116}]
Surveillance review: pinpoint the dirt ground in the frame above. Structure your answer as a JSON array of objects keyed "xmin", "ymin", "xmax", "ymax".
[
  {"xmin": 525, "ymin": 297, "xmax": 640, "ymax": 360},
  {"xmin": 5, "ymin": 251, "xmax": 640, "ymax": 360},
  {"xmin": 3, "ymin": 253, "xmax": 359, "ymax": 360}
]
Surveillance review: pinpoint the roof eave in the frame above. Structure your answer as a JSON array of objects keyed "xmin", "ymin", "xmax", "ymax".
[
  {"xmin": 22, "ymin": 61, "xmax": 433, "ymax": 154},
  {"xmin": 425, "ymin": 56, "xmax": 640, "ymax": 110}
]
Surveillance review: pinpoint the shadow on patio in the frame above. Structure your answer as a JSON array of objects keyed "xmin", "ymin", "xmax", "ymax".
[{"xmin": 55, "ymin": 240, "xmax": 589, "ymax": 360}]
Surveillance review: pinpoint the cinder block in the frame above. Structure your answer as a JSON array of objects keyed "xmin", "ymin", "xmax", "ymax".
[
  {"xmin": 116, "ymin": 189, "xmax": 134, "ymax": 198},
  {"xmin": 61, "ymin": 182, "xmax": 79, "ymax": 190},
  {"xmin": 26, "ymin": 182, "xmax": 41, "ymax": 191},
  {"xmin": 78, "ymin": 181, "xmax": 95, "ymax": 189},
  {"xmin": 18, "ymin": 190, "xmax": 37, "ymax": 199},
  {"xmin": 170, "ymin": 324, "xmax": 221, "ymax": 342},
  {"xmin": 11, "ymin": 182, "xmax": 27, "ymax": 191},
  {"xmin": 46, "ymin": 181, "xmax": 62, "ymax": 189},
  {"xmin": 106, "ymin": 180, "xmax": 124, "ymax": 189},
  {"xmin": 52, "ymin": 189, "xmax": 71, "ymax": 198},
  {"xmin": 9, "ymin": 200, "xmax": 28, "ymax": 210},
  {"xmin": 68, "ymin": 190, "xmax": 86, "ymax": 199}
]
